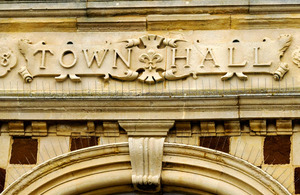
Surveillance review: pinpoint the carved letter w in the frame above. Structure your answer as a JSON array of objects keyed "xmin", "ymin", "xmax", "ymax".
[{"xmin": 82, "ymin": 49, "xmax": 108, "ymax": 68}]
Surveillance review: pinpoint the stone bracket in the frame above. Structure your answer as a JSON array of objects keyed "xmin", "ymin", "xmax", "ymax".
[
  {"xmin": 31, "ymin": 121, "xmax": 47, "ymax": 137},
  {"xmin": 8, "ymin": 121, "xmax": 24, "ymax": 136},
  {"xmin": 129, "ymin": 137, "xmax": 164, "ymax": 192},
  {"xmin": 119, "ymin": 120, "xmax": 174, "ymax": 192},
  {"xmin": 250, "ymin": 120, "xmax": 267, "ymax": 135}
]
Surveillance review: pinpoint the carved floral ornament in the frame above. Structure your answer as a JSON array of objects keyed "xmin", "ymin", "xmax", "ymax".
[{"xmin": 0, "ymin": 34, "xmax": 294, "ymax": 84}]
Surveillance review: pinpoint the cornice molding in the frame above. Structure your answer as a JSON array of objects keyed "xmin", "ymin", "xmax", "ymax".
[
  {"xmin": 1, "ymin": 14, "xmax": 300, "ymax": 32},
  {"xmin": 0, "ymin": 95, "xmax": 298, "ymax": 120},
  {"xmin": 0, "ymin": 1, "xmax": 299, "ymax": 18}
]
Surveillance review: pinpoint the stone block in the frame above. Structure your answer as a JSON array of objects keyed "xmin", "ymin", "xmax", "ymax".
[
  {"xmin": 230, "ymin": 135, "xmax": 264, "ymax": 166},
  {"xmin": 0, "ymin": 135, "xmax": 11, "ymax": 168},
  {"xmin": 5, "ymin": 165, "xmax": 35, "ymax": 189},
  {"xmin": 147, "ymin": 14, "xmax": 230, "ymax": 31},
  {"xmin": 249, "ymin": 120, "xmax": 266, "ymax": 135},
  {"xmin": 38, "ymin": 136, "xmax": 69, "ymax": 164},
  {"xmin": 175, "ymin": 121, "xmax": 191, "ymax": 137},
  {"xmin": 103, "ymin": 122, "xmax": 119, "ymax": 137},
  {"xmin": 276, "ymin": 119, "xmax": 292, "ymax": 135},
  {"xmin": 8, "ymin": 122, "xmax": 24, "ymax": 136},
  {"xmin": 231, "ymin": 14, "xmax": 300, "ymax": 30},
  {"xmin": 32, "ymin": 121, "xmax": 47, "ymax": 137},
  {"xmin": 0, "ymin": 18, "xmax": 77, "ymax": 32},
  {"xmin": 224, "ymin": 121, "xmax": 240, "ymax": 136},
  {"xmin": 77, "ymin": 17, "xmax": 146, "ymax": 32},
  {"xmin": 261, "ymin": 165, "xmax": 294, "ymax": 194},
  {"xmin": 200, "ymin": 121, "xmax": 216, "ymax": 136},
  {"xmin": 292, "ymin": 133, "xmax": 300, "ymax": 165}
]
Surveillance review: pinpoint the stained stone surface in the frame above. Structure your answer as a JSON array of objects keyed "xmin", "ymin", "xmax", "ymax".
[
  {"xmin": 0, "ymin": 1, "xmax": 299, "ymax": 195},
  {"xmin": 0, "ymin": 30, "xmax": 296, "ymax": 96}
]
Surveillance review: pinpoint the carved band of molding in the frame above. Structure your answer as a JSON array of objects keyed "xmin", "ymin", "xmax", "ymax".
[
  {"xmin": 56, "ymin": 121, "xmax": 96, "ymax": 137},
  {"xmin": 8, "ymin": 121, "xmax": 48, "ymax": 136}
]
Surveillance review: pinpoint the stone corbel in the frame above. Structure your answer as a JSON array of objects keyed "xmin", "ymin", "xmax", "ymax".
[
  {"xmin": 250, "ymin": 120, "xmax": 267, "ymax": 136},
  {"xmin": 119, "ymin": 120, "xmax": 174, "ymax": 193},
  {"xmin": 8, "ymin": 121, "xmax": 24, "ymax": 136}
]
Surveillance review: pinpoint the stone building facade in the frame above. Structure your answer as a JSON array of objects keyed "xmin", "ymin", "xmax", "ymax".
[{"xmin": 0, "ymin": 0, "xmax": 299, "ymax": 194}]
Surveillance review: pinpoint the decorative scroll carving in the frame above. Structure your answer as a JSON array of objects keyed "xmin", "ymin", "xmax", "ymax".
[
  {"xmin": 16, "ymin": 34, "xmax": 292, "ymax": 84},
  {"xmin": 278, "ymin": 34, "xmax": 292, "ymax": 58},
  {"xmin": 19, "ymin": 66, "xmax": 33, "ymax": 83},
  {"xmin": 129, "ymin": 137, "xmax": 164, "ymax": 192},
  {"xmin": 221, "ymin": 72, "xmax": 247, "ymax": 81},
  {"xmin": 273, "ymin": 62, "xmax": 289, "ymax": 81},
  {"xmin": 161, "ymin": 38, "xmax": 186, "ymax": 48},
  {"xmin": 119, "ymin": 120, "xmax": 174, "ymax": 192},
  {"xmin": 162, "ymin": 69, "xmax": 190, "ymax": 81},
  {"xmin": 272, "ymin": 34, "xmax": 292, "ymax": 80},
  {"xmin": 292, "ymin": 48, "xmax": 300, "ymax": 68}
]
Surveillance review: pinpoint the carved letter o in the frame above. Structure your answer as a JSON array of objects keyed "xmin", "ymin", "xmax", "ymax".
[{"xmin": 59, "ymin": 50, "xmax": 77, "ymax": 69}]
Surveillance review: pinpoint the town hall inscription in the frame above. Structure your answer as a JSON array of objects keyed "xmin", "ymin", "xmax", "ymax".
[{"xmin": 0, "ymin": 34, "xmax": 296, "ymax": 84}]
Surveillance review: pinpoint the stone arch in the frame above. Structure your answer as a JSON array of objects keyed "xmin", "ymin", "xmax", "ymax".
[{"xmin": 2, "ymin": 143, "xmax": 290, "ymax": 195}]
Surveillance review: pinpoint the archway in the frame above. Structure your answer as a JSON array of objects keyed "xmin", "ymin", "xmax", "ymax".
[{"xmin": 2, "ymin": 143, "xmax": 290, "ymax": 195}]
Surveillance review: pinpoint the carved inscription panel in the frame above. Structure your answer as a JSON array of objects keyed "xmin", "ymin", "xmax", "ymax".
[
  {"xmin": 17, "ymin": 34, "xmax": 292, "ymax": 83},
  {"xmin": 0, "ymin": 30, "xmax": 300, "ymax": 93}
]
